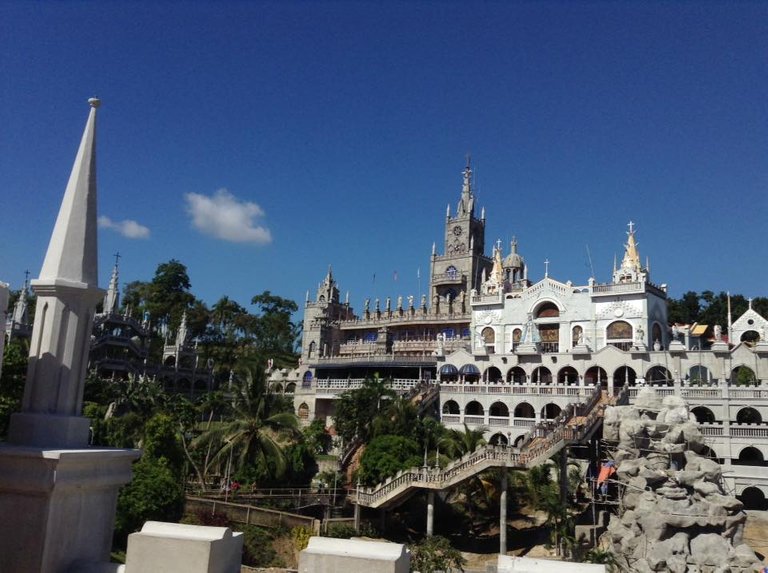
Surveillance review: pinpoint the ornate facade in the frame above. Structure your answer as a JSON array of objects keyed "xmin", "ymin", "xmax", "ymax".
[{"xmin": 284, "ymin": 161, "xmax": 768, "ymax": 505}]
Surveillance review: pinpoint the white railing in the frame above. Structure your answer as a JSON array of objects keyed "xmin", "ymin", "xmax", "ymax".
[
  {"xmin": 439, "ymin": 383, "xmax": 594, "ymax": 398},
  {"xmin": 315, "ymin": 378, "xmax": 420, "ymax": 393},
  {"xmin": 730, "ymin": 425, "xmax": 768, "ymax": 438},
  {"xmin": 699, "ymin": 424, "xmax": 724, "ymax": 437},
  {"xmin": 356, "ymin": 388, "xmax": 611, "ymax": 508}
]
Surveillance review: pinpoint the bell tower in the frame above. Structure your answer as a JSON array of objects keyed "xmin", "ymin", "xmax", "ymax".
[{"xmin": 430, "ymin": 159, "xmax": 491, "ymax": 306}]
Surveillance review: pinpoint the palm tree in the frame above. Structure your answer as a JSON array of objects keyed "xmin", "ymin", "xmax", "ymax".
[
  {"xmin": 439, "ymin": 423, "xmax": 487, "ymax": 458},
  {"xmin": 191, "ymin": 361, "xmax": 299, "ymax": 483}
]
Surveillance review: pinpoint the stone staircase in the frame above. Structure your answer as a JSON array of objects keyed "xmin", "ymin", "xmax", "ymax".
[{"xmin": 354, "ymin": 387, "xmax": 622, "ymax": 509}]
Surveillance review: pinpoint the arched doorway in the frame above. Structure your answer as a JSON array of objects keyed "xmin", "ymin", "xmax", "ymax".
[
  {"xmin": 739, "ymin": 486, "xmax": 768, "ymax": 510},
  {"xmin": 647, "ymin": 366, "xmax": 672, "ymax": 386},
  {"xmin": 585, "ymin": 366, "xmax": 607, "ymax": 387},
  {"xmin": 691, "ymin": 406, "xmax": 715, "ymax": 424},
  {"xmin": 736, "ymin": 407, "xmax": 762, "ymax": 424},
  {"xmin": 542, "ymin": 403, "xmax": 562, "ymax": 420},
  {"xmin": 532, "ymin": 366, "xmax": 552, "ymax": 385},
  {"xmin": 489, "ymin": 433, "xmax": 508, "ymax": 446},
  {"xmin": 439, "ymin": 364, "xmax": 459, "ymax": 382},
  {"xmin": 688, "ymin": 365, "xmax": 711, "ymax": 385},
  {"xmin": 489, "ymin": 401, "xmax": 510, "ymax": 417},
  {"xmin": 731, "ymin": 365, "xmax": 757, "ymax": 386},
  {"xmin": 442, "ymin": 400, "xmax": 460, "ymax": 415},
  {"xmin": 507, "ymin": 367, "xmax": 526, "ymax": 384},
  {"xmin": 613, "ymin": 366, "xmax": 636, "ymax": 388},
  {"xmin": 514, "ymin": 402, "xmax": 535, "ymax": 419},
  {"xmin": 460, "ymin": 364, "xmax": 481, "ymax": 384},
  {"xmin": 484, "ymin": 366, "xmax": 503, "ymax": 383},
  {"xmin": 735, "ymin": 446, "xmax": 766, "ymax": 466},
  {"xmin": 465, "ymin": 401, "xmax": 484, "ymax": 416},
  {"xmin": 558, "ymin": 366, "xmax": 579, "ymax": 385}
]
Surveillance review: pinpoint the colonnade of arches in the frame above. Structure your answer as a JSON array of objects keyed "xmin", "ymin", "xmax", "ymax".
[
  {"xmin": 440, "ymin": 363, "xmax": 762, "ymax": 386},
  {"xmin": 442, "ymin": 399, "xmax": 561, "ymax": 421}
]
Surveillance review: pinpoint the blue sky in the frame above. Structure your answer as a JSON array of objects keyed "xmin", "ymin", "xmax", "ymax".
[{"xmin": 1, "ymin": 1, "xmax": 766, "ymax": 316}]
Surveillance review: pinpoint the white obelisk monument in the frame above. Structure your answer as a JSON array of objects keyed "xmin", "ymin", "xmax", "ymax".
[{"xmin": 0, "ymin": 99, "xmax": 139, "ymax": 573}]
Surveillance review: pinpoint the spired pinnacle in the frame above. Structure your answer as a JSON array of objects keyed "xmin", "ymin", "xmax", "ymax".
[{"xmin": 88, "ymin": 97, "xmax": 101, "ymax": 108}]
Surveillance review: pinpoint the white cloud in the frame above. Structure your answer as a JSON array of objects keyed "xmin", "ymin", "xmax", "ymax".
[
  {"xmin": 98, "ymin": 216, "xmax": 151, "ymax": 239},
  {"xmin": 184, "ymin": 188, "xmax": 272, "ymax": 245}
]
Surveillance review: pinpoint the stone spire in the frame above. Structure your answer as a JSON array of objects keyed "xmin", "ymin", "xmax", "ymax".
[
  {"xmin": 456, "ymin": 158, "xmax": 475, "ymax": 217},
  {"xmin": 103, "ymin": 254, "xmax": 120, "ymax": 314},
  {"xmin": 11, "ymin": 272, "xmax": 30, "ymax": 325},
  {"xmin": 8, "ymin": 98, "xmax": 105, "ymax": 448},
  {"xmin": 39, "ymin": 99, "xmax": 100, "ymax": 287},
  {"xmin": 176, "ymin": 310, "xmax": 189, "ymax": 348}
]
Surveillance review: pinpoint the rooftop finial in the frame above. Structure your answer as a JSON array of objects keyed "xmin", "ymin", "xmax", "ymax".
[{"xmin": 88, "ymin": 97, "xmax": 101, "ymax": 108}]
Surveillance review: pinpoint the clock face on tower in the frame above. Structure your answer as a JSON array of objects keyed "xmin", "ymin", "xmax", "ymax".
[{"xmin": 453, "ymin": 225, "xmax": 463, "ymax": 236}]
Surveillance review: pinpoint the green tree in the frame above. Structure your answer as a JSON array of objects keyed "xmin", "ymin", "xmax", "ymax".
[
  {"xmin": 113, "ymin": 456, "xmax": 185, "ymax": 548},
  {"xmin": 249, "ymin": 290, "xmax": 300, "ymax": 366},
  {"xmin": 334, "ymin": 376, "xmax": 396, "ymax": 443},
  {"xmin": 409, "ymin": 535, "xmax": 465, "ymax": 573},
  {"xmin": 0, "ymin": 339, "xmax": 28, "ymax": 439},
  {"xmin": 358, "ymin": 434, "xmax": 422, "ymax": 485},
  {"xmin": 191, "ymin": 361, "xmax": 299, "ymax": 482},
  {"xmin": 439, "ymin": 423, "xmax": 487, "ymax": 459}
]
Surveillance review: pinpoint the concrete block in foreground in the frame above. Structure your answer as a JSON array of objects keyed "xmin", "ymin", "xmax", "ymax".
[
  {"xmin": 125, "ymin": 521, "xmax": 243, "ymax": 573},
  {"xmin": 298, "ymin": 536, "xmax": 410, "ymax": 573},
  {"xmin": 498, "ymin": 555, "xmax": 606, "ymax": 572}
]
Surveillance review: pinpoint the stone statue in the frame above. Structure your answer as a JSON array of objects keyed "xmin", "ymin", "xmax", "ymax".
[
  {"xmin": 671, "ymin": 324, "xmax": 681, "ymax": 341},
  {"xmin": 408, "ymin": 295, "xmax": 414, "ymax": 308},
  {"xmin": 714, "ymin": 324, "xmax": 722, "ymax": 342},
  {"xmin": 635, "ymin": 324, "xmax": 644, "ymax": 343},
  {"xmin": 364, "ymin": 298, "xmax": 370, "ymax": 312},
  {"xmin": 397, "ymin": 295, "xmax": 402, "ymax": 309}
]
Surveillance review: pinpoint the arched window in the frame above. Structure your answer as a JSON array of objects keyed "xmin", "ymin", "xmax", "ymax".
[
  {"xmin": 512, "ymin": 328, "xmax": 522, "ymax": 351},
  {"xmin": 302, "ymin": 371, "xmax": 313, "ymax": 387},
  {"xmin": 297, "ymin": 403, "xmax": 310, "ymax": 420},
  {"xmin": 558, "ymin": 366, "xmax": 579, "ymax": 385},
  {"xmin": 542, "ymin": 403, "xmax": 561, "ymax": 419},
  {"xmin": 691, "ymin": 406, "xmax": 715, "ymax": 424},
  {"xmin": 484, "ymin": 367, "xmax": 502, "ymax": 383},
  {"xmin": 741, "ymin": 331, "xmax": 760, "ymax": 346},
  {"xmin": 606, "ymin": 321, "xmax": 633, "ymax": 350},
  {"xmin": 536, "ymin": 302, "xmax": 560, "ymax": 318},
  {"xmin": 571, "ymin": 325, "xmax": 583, "ymax": 346},
  {"xmin": 489, "ymin": 433, "xmax": 508, "ymax": 445},
  {"xmin": 442, "ymin": 400, "xmax": 460, "ymax": 415},
  {"xmin": 465, "ymin": 401, "xmax": 484, "ymax": 416},
  {"xmin": 732, "ymin": 366, "xmax": 757, "ymax": 386},
  {"xmin": 507, "ymin": 367, "xmax": 526, "ymax": 384},
  {"xmin": 489, "ymin": 402, "xmax": 509, "ymax": 417},
  {"xmin": 514, "ymin": 402, "xmax": 535, "ymax": 418},
  {"xmin": 481, "ymin": 327, "xmax": 496, "ymax": 354},
  {"xmin": 652, "ymin": 323, "xmax": 663, "ymax": 346},
  {"xmin": 647, "ymin": 366, "xmax": 672, "ymax": 386},
  {"xmin": 308, "ymin": 341, "xmax": 316, "ymax": 359},
  {"xmin": 613, "ymin": 366, "xmax": 636, "ymax": 387},
  {"xmin": 737, "ymin": 407, "xmax": 762, "ymax": 424},
  {"xmin": 532, "ymin": 366, "xmax": 552, "ymax": 385}
]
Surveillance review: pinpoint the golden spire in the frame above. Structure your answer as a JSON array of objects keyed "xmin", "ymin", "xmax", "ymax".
[{"xmin": 621, "ymin": 221, "xmax": 641, "ymax": 272}]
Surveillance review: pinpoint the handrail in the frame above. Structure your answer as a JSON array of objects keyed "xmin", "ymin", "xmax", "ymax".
[{"xmin": 355, "ymin": 387, "xmax": 614, "ymax": 508}]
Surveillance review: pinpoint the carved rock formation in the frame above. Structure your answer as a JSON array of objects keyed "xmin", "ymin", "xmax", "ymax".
[{"xmin": 601, "ymin": 388, "xmax": 761, "ymax": 572}]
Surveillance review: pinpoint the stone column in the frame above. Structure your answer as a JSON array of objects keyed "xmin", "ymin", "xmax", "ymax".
[
  {"xmin": 499, "ymin": 467, "xmax": 508, "ymax": 555},
  {"xmin": 426, "ymin": 491, "xmax": 435, "ymax": 536},
  {"xmin": 354, "ymin": 500, "xmax": 361, "ymax": 534}
]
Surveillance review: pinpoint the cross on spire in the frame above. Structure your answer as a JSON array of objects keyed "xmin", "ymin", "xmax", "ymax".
[
  {"xmin": 113, "ymin": 251, "xmax": 121, "ymax": 267},
  {"xmin": 544, "ymin": 258, "xmax": 550, "ymax": 278},
  {"xmin": 496, "ymin": 238, "xmax": 502, "ymax": 251},
  {"xmin": 23, "ymin": 269, "xmax": 30, "ymax": 285},
  {"xmin": 628, "ymin": 220, "xmax": 635, "ymax": 234}
]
